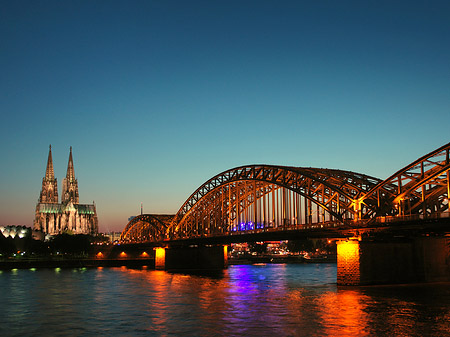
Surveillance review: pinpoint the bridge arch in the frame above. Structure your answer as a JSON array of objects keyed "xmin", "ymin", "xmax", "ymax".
[
  {"xmin": 121, "ymin": 214, "xmax": 172, "ymax": 242},
  {"xmin": 360, "ymin": 142, "xmax": 450, "ymax": 220},
  {"xmin": 168, "ymin": 165, "xmax": 382, "ymax": 239},
  {"xmin": 119, "ymin": 143, "xmax": 449, "ymax": 244}
]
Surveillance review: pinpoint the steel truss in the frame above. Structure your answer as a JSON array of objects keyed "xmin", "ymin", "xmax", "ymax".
[
  {"xmin": 120, "ymin": 214, "xmax": 172, "ymax": 242},
  {"xmin": 360, "ymin": 142, "xmax": 450, "ymax": 220},
  {"xmin": 120, "ymin": 143, "xmax": 450, "ymax": 242},
  {"xmin": 168, "ymin": 166, "xmax": 381, "ymax": 239}
]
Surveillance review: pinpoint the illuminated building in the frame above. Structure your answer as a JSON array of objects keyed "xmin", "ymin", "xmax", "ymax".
[
  {"xmin": 104, "ymin": 231, "xmax": 122, "ymax": 243},
  {"xmin": 0, "ymin": 225, "xmax": 30, "ymax": 239},
  {"xmin": 33, "ymin": 146, "xmax": 98, "ymax": 235}
]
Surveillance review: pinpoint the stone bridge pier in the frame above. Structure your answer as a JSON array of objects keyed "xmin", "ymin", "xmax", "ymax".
[{"xmin": 337, "ymin": 236, "xmax": 450, "ymax": 285}]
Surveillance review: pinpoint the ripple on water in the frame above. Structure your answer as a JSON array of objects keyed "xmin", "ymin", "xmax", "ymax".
[{"xmin": 0, "ymin": 265, "xmax": 449, "ymax": 336}]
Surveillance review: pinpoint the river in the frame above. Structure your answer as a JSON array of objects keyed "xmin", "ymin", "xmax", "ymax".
[{"xmin": 1, "ymin": 264, "xmax": 450, "ymax": 336}]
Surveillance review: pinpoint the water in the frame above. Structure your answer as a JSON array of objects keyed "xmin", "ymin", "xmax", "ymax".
[{"xmin": 1, "ymin": 264, "xmax": 450, "ymax": 336}]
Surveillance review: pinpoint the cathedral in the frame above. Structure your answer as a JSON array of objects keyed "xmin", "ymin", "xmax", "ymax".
[{"xmin": 34, "ymin": 146, "xmax": 98, "ymax": 235}]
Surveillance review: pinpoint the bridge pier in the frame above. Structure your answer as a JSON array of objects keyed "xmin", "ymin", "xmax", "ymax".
[
  {"xmin": 154, "ymin": 245, "xmax": 228, "ymax": 271},
  {"xmin": 337, "ymin": 237, "xmax": 450, "ymax": 285}
]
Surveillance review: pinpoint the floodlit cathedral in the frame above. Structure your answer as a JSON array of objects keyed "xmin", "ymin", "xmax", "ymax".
[{"xmin": 34, "ymin": 146, "xmax": 98, "ymax": 235}]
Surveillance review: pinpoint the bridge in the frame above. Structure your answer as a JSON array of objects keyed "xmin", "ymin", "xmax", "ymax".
[{"xmin": 114, "ymin": 143, "xmax": 450, "ymax": 285}]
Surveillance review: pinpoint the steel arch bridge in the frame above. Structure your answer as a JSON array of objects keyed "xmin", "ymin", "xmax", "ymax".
[
  {"xmin": 120, "ymin": 214, "xmax": 173, "ymax": 242},
  {"xmin": 121, "ymin": 143, "xmax": 450, "ymax": 243}
]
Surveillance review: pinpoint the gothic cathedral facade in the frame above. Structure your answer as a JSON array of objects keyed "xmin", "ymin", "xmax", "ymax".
[{"xmin": 34, "ymin": 146, "xmax": 98, "ymax": 235}]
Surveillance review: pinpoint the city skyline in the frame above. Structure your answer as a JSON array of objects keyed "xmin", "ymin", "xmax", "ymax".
[{"xmin": 1, "ymin": 1, "xmax": 449, "ymax": 232}]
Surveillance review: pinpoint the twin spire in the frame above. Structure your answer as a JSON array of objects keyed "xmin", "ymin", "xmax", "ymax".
[
  {"xmin": 41, "ymin": 145, "xmax": 79, "ymax": 204},
  {"xmin": 45, "ymin": 145, "xmax": 75, "ymax": 181}
]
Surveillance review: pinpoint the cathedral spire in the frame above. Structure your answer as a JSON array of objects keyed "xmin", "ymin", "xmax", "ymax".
[
  {"xmin": 66, "ymin": 146, "xmax": 75, "ymax": 182},
  {"xmin": 62, "ymin": 146, "xmax": 79, "ymax": 204},
  {"xmin": 39, "ymin": 145, "xmax": 58, "ymax": 203},
  {"xmin": 45, "ymin": 144, "xmax": 55, "ymax": 180}
]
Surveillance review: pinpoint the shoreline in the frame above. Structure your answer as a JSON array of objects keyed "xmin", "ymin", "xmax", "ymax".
[
  {"xmin": 0, "ymin": 258, "xmax": 155, "ymax": 270},
  {"xmin": 0, "ymin": 255, "xmax": 337, "ymax": 270}
]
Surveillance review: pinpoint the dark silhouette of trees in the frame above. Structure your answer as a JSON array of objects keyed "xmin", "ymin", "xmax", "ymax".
[
  {"xmin": 0, "ymin": 234, "xmax": 16, "ymax": 255},
  {"xmin": 49, "ymin": 234, "xmax": 92, "ymax": 255}
]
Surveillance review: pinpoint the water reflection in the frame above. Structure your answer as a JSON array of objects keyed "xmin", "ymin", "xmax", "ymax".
[
  {"xmin": 317, "ymin": 290, "xmax": 370, "ymax": 336},
  {"xmin": 0, "ymin": 265, "xmax": 449, "ymax": 336}
]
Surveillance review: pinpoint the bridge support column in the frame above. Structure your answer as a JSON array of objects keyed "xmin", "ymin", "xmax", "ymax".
[
  {"xmin": 337, "ymin": 237, "xmax": 450, "ymax": 286},
  {"xmin": 154, "ymin": 245, "xmax": 228, "ymax": 271},
  {"xmin": 337, "ymin": 240, "xmax": 361, "ymax": 285},
  {"xmin": 154, "ymin": 247, "xmax": 166, "ymax": 270}
]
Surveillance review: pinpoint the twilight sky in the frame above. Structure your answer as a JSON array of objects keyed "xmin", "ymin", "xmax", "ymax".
[{"xmin": 1, "ymin": 1, "xmax": 449, "ymax": 232}]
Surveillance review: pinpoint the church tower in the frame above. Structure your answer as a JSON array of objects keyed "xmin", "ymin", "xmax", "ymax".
[
  {"xmin": 39, "ymin": 145, "xmax": 58, "ymax": 203},
  {"xmin": 35, "ymin": 146, "xmax": 98, "ymax": 235},
  {"xmin": 61, "ymin": 146, "xmax": 79, "ymax": 204}
]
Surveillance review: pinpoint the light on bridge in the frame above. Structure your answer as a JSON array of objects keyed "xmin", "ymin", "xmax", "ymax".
[
  {"xmin": 337, "ymin": 240, "xmax": 359, "ymax": 256},
  {"xmin": 155, "ymin": 247, "xmax": 166, "ymax": 270},
  {"xmin": 223, "ymin": 245, "xmax": 228, "ymax": 265},
  {"xmin": 232, "ymin": 221, "xmax": 264, "ymax": 232},
  {"xmin": 336, "ymin": 240, "xmax": 361, "ymax": 284}
]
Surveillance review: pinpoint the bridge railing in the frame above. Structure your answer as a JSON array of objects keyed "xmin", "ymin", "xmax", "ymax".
[
  {"xmin": 120, "ymin": 213, "xmax": 449, "ymax": 244},
  {"xmin": 227, "ymin": 221, "xmax": 342, "ymax": 235},
  {"xmin": 376, "ymin": 212, "xmax": 450, "ymax": 224},
  {"xmin": 172, "ymin": 221, "xmax": 345, "ymax": 240}
]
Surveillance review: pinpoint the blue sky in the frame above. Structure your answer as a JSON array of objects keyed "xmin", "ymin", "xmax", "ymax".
[{"xmin": 1, "ymin": 1, "xmax": 449, "ymax": 232}]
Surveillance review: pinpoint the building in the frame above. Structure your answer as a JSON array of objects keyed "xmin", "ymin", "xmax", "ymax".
[
  {"xmin": 34, "ymin": 146, "xmax": 98, "ymax": 235},
  {"xmin": 104, "ymin": 231, "xmax": 122, "ymax": 243},
  {"xmin": 0, "ymin": 224, "xmax": 48, "ymax": 241}
]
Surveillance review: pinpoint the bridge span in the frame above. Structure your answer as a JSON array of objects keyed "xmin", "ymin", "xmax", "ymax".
[{"xmin": 114, "ymin": 143, "xmax": 450, "ymax": 285}]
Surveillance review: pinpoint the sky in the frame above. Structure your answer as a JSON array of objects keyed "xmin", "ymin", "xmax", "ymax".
[{"xmin": 1, "ymin": 0, "xmax": 449, "ymax": 232}]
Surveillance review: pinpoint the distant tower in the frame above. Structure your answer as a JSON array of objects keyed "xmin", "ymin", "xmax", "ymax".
[
  {"xmin": 39, "ymin": 145, "xmax": 58, "ymax": 203},
  {"xmin": 61, "ymin": 146, "xmax": 79, "ymax": 204}
]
